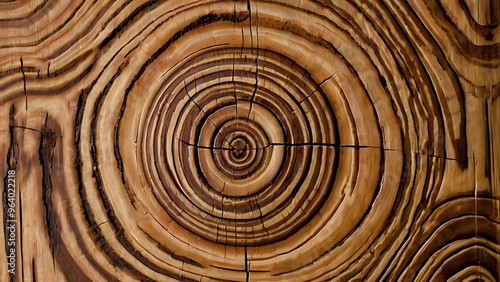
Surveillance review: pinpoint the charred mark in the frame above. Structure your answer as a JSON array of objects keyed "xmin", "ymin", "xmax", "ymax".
[{"xmin": 38, "ymin": 115, "xmax": 58, "ymax": 261}]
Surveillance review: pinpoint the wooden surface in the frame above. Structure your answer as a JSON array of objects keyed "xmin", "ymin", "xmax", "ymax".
[{"xmin": 0, "ymin": 0, "xmax": 498, "ymax": 281}]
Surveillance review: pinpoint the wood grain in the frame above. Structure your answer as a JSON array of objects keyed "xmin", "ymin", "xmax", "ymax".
[{"xmin": 0, "ymin": 0, "xmax": 498, "ymax": 281}]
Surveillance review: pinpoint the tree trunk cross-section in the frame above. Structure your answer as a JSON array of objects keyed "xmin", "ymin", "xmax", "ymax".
[{"xmin": 0, "ymin": 0, "xmax": 498, "ymax": 281}]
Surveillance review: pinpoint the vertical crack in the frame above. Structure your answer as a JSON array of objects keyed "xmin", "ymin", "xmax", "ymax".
[
  {"xmin": 484, "ymin": 101, "xmax": 491, "ymax": 179},
  {"xmin": 32, "ymin": 258, "xmax": 36, "ymax": 282},
  {"xmin": 473, "ymin": 152, "xmax": 480, "ymax": 272},
  {"xmin": 247, "ymin": 2, "xmax": 259, "ymax": 120},
  {"xmin": 245, "ymin": 246, "xmax": 249, "ymax": 282},
  {"xmin": 247, "ymin": 0, "xmax": 252, "ymax": 54},
  {"xmin": 20, "ymin": 57, "xmax": 27, "ymax": 110}
]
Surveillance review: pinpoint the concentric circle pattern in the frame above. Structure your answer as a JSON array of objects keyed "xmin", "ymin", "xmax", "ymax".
[
  {"xmin": 141, "ymin": 48, "xmax": 337, "ymax": 246},
  {"xmin": 0, "ymin": 0, "xmax": 498, "ymax": 281}
]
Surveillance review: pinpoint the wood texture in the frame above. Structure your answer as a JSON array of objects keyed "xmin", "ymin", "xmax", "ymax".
[{"xmin": 0, "ymin": 0, "xmax": 498, "ymax": 281}]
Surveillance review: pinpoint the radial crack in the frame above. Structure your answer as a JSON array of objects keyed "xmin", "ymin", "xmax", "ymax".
[
  {"xmin": 266, "ymin": 142, "xmax": 395, "ymax": 151},
  {"xmin": 245, "ymin": 246, "xmax": 249, "ymax": 282},
  {"xmin": 177, "ymin": 137, "xmax": 260, "ymax": 151},
  {"xmin": 247, "ymin": 2, "xmax": 259, "ymax": 120},
  {"xmin": 182, "ymin": 80, "xmax": 237, "ymax": 150},
  {"xmin": 299, "ymin": 75, "xmax": 333, "ymax": 104}
]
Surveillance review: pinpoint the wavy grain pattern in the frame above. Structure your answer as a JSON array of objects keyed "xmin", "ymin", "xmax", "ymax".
[{"xmin": 0, "ymin": 0, "xmax": 498, "ymax": 281}]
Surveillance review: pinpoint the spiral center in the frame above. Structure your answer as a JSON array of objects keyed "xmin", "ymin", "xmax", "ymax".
[
  {"xmin": 142, "ymin": 48, "xmax": 337, "ymax": 246},
  {"xmin": 230, "ymin": 137, "xmax": 249, "ymax": 159}
]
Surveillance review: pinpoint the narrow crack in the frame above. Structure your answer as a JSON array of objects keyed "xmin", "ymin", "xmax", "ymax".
[
  {"xmin": 245, "ymin": 246, "xmax": 249, "ymax": 282},
  {"xmin": 247, "ymin": 2, "xmax": 259, "ymax": 120},
  {"xmin": 178, "ymin": 137, "xmax": 395, "ymax": 151},
  {"xmin": 20, "ymin": 57, "xmax": 27, "ymax": 110},
  {"xmin": 267, "ymin": 142, "xmax": 391, "ymax": 150},
  {"xmin": 299, "ymin": 75, "xmax": 333, "ymax": 104},
  {"xmin": 182, "ymin": 80, "xmax": 237, "ymax": 151},
  {"xmin": 32, "ymin": 259, "xmax": 36, "ymax": 282},
  {"xmin": 10, "ymin": 125, "xmax": 41, "ymax": 133}
]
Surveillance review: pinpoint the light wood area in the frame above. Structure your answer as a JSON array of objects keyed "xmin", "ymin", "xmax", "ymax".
[{"xmin": 0, "ymin": 0, "xmax": 498, "ymax": 281}]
